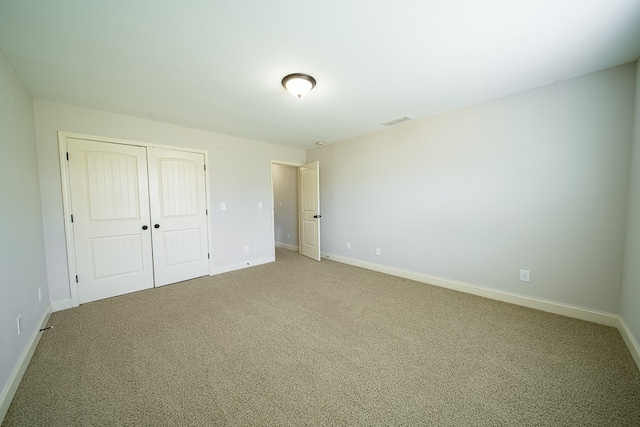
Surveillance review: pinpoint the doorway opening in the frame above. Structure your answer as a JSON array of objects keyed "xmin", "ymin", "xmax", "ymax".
[
  {"xmin": 271, "ymin": 160, "xmax": 321, "ymax": 262},
  {"xmin": 271, "ymin": 162, "xmax": 299, "ymax": 255}
]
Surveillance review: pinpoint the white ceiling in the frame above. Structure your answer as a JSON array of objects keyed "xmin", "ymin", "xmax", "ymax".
[{"xmin": 1, "ymin": 1, "xmax": 639, "ymax": 149}]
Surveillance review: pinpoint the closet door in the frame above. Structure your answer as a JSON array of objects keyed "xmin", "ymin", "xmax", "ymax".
[
  {"xmin": 147, "ymin": 147, "xmax": 210, "ymax": 286},
  {"xmin": 68, "ymin": 139, "xmax": 154, "ymax": 303}
]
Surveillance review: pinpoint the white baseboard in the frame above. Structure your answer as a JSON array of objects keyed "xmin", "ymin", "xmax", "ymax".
[
  {"xmin": 55, "ymin": 255, "xmax": 279, "ymax": 309},
  {"xmin": 276, "ymin": 242, "xmax": 298, "ymax": 251},
  {"xmin": 210, "ymin": 256, "xmax": 275, "ymax": 276},
  {"xmin": 51, "ymin": 298, "xmax": 73, "ymax": 312},
  {"xmin": 322, "ymin": 252, "xmax": 640, "ymax": 370},
  {"xmin": 0, "ymin": 303, "xmax": 52, "ymax": 423},
  {"xmin": 617, "ymin": 317, "xmax": 640, "ymax": 370},
  {"xmin": 322, "ymin": 252, "xmax": 621, "ymax": 327}
]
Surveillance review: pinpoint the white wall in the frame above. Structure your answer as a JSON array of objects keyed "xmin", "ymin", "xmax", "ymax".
[
  {"xmin": 0, "ymin": 52, "xmax": 49, "ymax": 418},
  {"xmin": 621, "ymin": 61, "xmax": 640, "ymax": 351},
  {"xmin": 307, "ymin": 64, "xmax": 635, "ymax": 314},
  {"xmin": 273, "ymin": 164, "xmax": 299, "ymax": 249},
  {"xmin": 33, "ymin": 100, "xmax": 305, "ymax": 306}
]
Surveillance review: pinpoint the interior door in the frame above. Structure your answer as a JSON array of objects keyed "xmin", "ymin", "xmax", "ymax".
[
  {"xmin": 299, "ymin": 161, "xmax": 321, "ymax": 261},
  {"xmin": 147, "ymin": 147, "xmax": 210, "ymax": 286},
  {"xmin": 67, "ymin": 138, "xmax": 154, "ymax": 303}
]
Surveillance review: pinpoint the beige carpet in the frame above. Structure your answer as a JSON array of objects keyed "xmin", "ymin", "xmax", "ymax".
[{"xmin": 4, "ymin": 249, "xmax": 640, "ymax": 426}]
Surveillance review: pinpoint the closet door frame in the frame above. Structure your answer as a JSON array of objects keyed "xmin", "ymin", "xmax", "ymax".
[{"xmin": 58, "ymin": 131, "xmax": 212, "ymax": 308}]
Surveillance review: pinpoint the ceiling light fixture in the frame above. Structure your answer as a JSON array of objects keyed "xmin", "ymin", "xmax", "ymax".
[{"xmin": 282, "ymin": 73, "xmax": 316, "ymax": 98}]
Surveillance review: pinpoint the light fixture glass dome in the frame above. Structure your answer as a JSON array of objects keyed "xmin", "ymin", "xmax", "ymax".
[{"xmin": 282, "ymin": 73, "xmax": 316, "ymax": 98}]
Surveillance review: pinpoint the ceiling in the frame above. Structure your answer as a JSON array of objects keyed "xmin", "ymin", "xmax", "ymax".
[{"xmin": 1, "ymin": 1, "xmax": 639, "ymax": 149}]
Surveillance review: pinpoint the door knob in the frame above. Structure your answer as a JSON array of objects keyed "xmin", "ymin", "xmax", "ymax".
[
  {"xmin": 154, "ymin": 224, "xmax": 160, "ymax": 229},
  {"xmin": 313, "ymin": 215, "xmax": 322, "ymax": 219},
  {"xmin": 142, "ymin": 225, "xmax": 148, "ymax": 230}
]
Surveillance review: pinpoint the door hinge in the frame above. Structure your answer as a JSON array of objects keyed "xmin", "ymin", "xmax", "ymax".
[
  {"xmin": 71, "ymin": 214, "xmax": 74, "ymax": 223},
  {"xmin": 206, "ymin": 209, "xmax": 208, "ymax": 215},
  {"xmin": 204, "ymin": 164, "xmax": 206, "ymax": 171},
  {"xmin": 208, "ymin": 253, "xmax": 210, "ymax": 259},
  {"xmin": 75, "ymin": 275, "xmax": 78, "ymax": 283},
  {"xmin": 66, "ymin": 152, "xmax": 69, "ymax": 161}
]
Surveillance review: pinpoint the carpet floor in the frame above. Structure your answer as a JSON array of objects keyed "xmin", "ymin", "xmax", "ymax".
[{"xmin": 3, "ymin": 248, "xmax": 640, "ymax": 426}]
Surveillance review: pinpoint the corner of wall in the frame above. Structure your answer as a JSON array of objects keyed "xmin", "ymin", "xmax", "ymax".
[{"xmin": 619, "ymin": 59, "xmax": 640, "ymax": 371}]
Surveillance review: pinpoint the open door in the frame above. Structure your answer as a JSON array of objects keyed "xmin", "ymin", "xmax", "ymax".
[{"xmin": 299, "ymin": 161, "xmax": 321, "ymax": 261}]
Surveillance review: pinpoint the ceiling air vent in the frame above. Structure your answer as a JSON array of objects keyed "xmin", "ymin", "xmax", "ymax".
[{"xmin": 381, "ymin": 115, "xmax": 413, "ymax": 127}]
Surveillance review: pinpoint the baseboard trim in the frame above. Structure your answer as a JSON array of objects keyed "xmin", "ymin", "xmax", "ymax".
[
  {"xmin": 276, "ymin": 242, "xmax": 298, "ymax": 251},
  {"xmin": 210, "ymin": 256, "xmax": 275, "ymax": 276},
  {"xmin": 51, "ymin": 298, "xmax": 73, "ymax": 312},
  {"xmin": 322, "ymin": 252, "xmax": 620, "ymax": 328},
  {"xmin": 0, "ymin": 303, "xmax": 52, "ymax": 423},
  {"xmin": 55, "ymin": 255, "xmax": 280, "ymax": 309},
  {"xmin": 618, "ymin": 317, "xmax": 640, "ymax": 370},
  {"xmin": 322, "ymin": 252, "xmax": 640, "ymax": 369}
]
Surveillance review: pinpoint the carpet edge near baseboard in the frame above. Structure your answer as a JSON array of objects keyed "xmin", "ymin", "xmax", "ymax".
[
  {"xmin": 322, "ymin": 251, "xmax": 640, "ymax": 371},
  {"xmin": 210, "ymin": 255, "xmax": 275, "ymax": 276}
]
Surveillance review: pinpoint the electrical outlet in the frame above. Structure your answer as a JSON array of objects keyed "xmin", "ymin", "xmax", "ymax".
[
  {"xmin": 286, "ymin": 232, "xmax": 290, "ymax": 239},
  {"xmin": 220, "ymin": 202, "xmax": 226, "ymax": 210},
  {"xmin": 520, "ymin": 270, "xmax": 531, "ymax": 282},
  {"xmin": 258, "ymin": 202, "xmax": 263, "ymax": 209},
  {"xmin": 244, "ymin": 245, "xmax": 249, "ymax": 253},
  {"xmin": 375, "ymin": 247, "xmax": 381, "ymax": 256},
  {"xmin": 346, "ymin": 242, "xmax": 351, "ymax": 250},
  {"xmin": 38, "ymin": 287, "xmax": 42, "ymax": 302},
  {"xmin": 16, "ymin": 316, "xmax": 22, "ymax": 335}
]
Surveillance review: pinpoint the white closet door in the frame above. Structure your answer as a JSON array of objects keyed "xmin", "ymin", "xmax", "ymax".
[
  {"xmin": 68, "ymin": 138, "xmax": 154, "ymax": 303},
  {"xmin": 147, "ymin": 147, "xmax": 210, "ymax": 286}
]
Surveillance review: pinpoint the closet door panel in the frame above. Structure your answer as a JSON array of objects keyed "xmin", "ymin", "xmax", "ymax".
[
  {"xmin": 67, "ymin": 139, "xmax": 154, "ymax": 303},
  {"xmin": 147, "ymin": 147, "xmax": 209, "ymax": 286}
]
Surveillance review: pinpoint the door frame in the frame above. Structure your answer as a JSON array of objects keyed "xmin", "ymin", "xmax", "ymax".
[{"xmin": 58, "ymin": 131, "xmax": 212, "ymax": 307}]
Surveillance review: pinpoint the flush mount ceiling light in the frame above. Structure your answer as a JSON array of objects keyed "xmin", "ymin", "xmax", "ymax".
[{"xmin": 281, "ymin": 73, "xmax": 316, "ymax": 98}]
